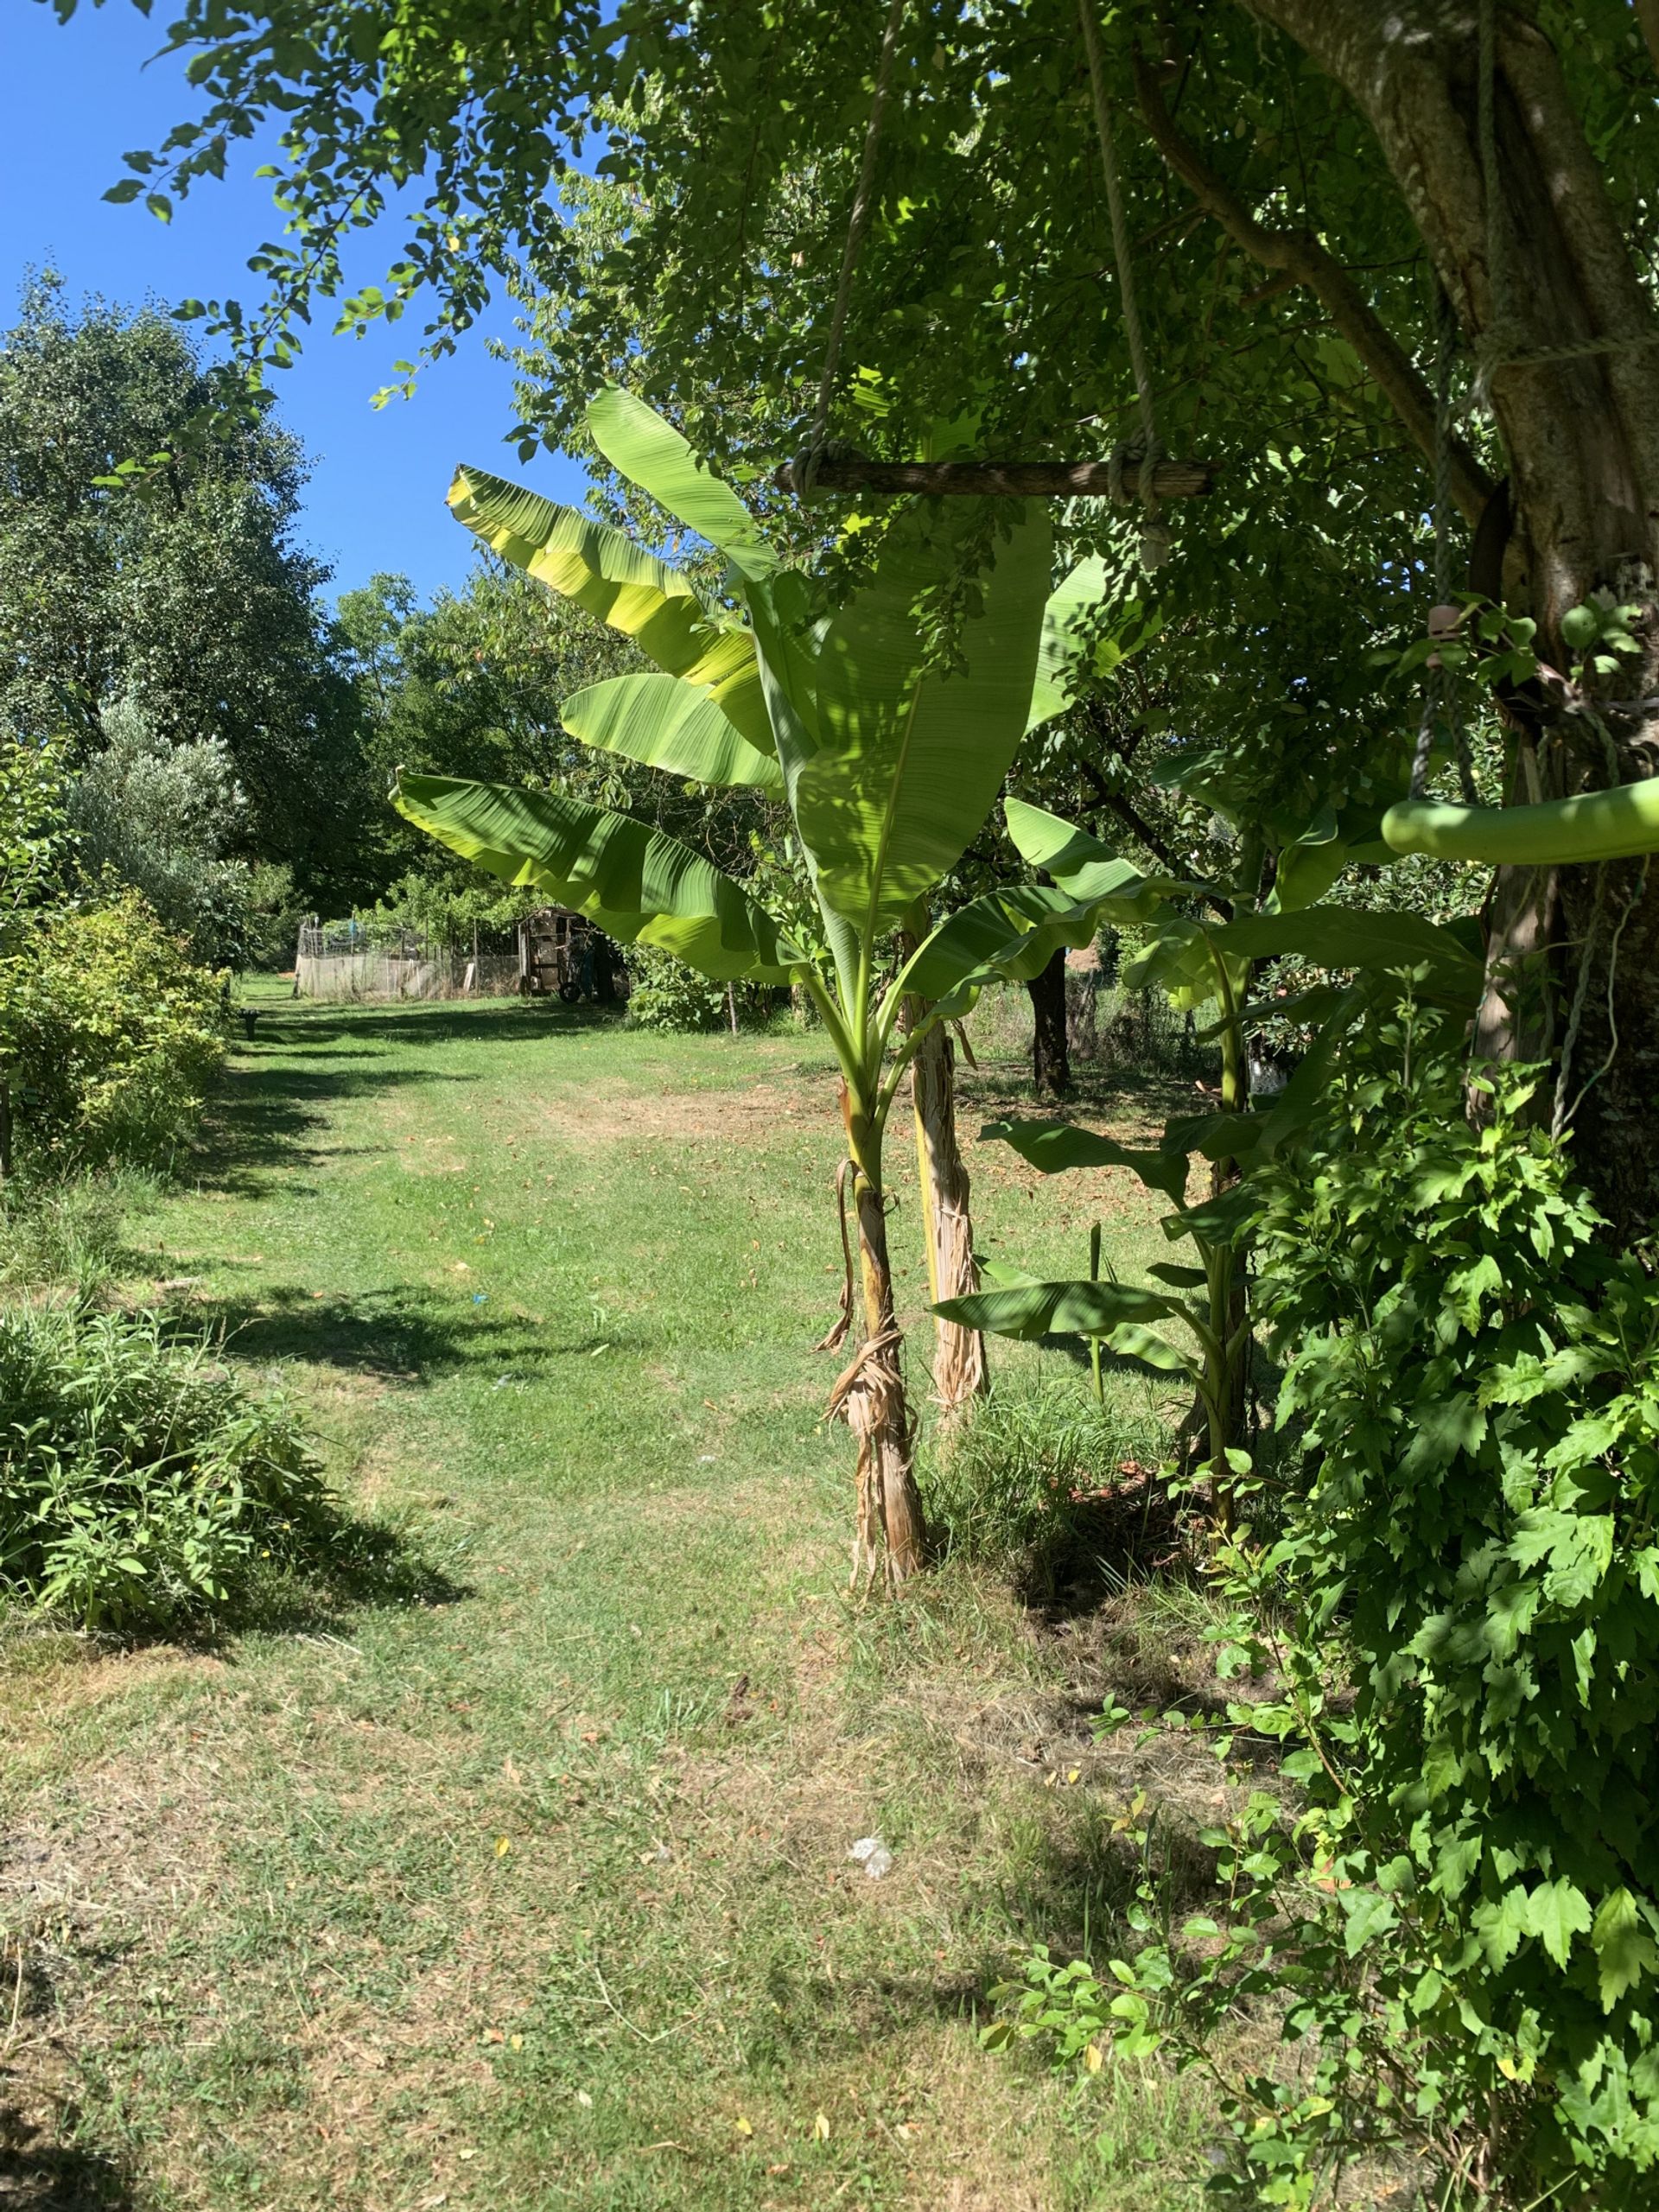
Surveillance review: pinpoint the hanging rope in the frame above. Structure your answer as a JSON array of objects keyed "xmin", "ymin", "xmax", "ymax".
[
  {"xmin": 1411, "ymin": 283, "xmax": 1467, "ymax": 799},
  {"xmin": 1077, "ymin": 0, "xmax": 1169, "ymax": 569},
  {"xmin": 795, "ymin": 0, "xmax": 907, "ymax": 496}
]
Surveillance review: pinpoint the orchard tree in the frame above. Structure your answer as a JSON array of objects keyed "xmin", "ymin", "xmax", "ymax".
[{"xmin": 0, "ymin": 275, "xmax": 372, "ymax": 905}]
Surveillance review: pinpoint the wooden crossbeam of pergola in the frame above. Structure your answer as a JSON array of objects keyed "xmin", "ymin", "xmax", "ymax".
[{"xmin": 772, "ymin": 454, "xmax": 1215, "ymax": 499}]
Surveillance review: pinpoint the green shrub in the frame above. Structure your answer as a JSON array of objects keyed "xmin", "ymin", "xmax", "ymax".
[
  {"xmin": 625, "ymin": 943, "xmax": 730, "ymax": 1033},
  {"xmin": 1, "ymin": 889, "xmax": 226, "ymax": 1167},
  {"xmin": 1247, "ymin": 1014, "xmax": 1659, "ymax": 2195},
  {"xmin": 994, "ymin": 1011, "xmax": 1659, "ymax": 2204},
  {"xmin": 0, "ymin": 1306, "xmax": 328, "ymax": 1630}
]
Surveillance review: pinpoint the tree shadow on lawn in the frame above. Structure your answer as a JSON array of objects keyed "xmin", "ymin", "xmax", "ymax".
[
  {"xmin": 205, "ymin": 1283, "xmax": 555, "ymax": 1382},
  {"xmin": 240, "ymin": 999, "xmax": 624, "ymax": 1053},
  {"xmin": 0, "ymin": 2108, "xmax": 135, "ymax": 2212},
  {"xmin": 187, "ymin": 1061, "xmax": 477, "ymax": 1201}
]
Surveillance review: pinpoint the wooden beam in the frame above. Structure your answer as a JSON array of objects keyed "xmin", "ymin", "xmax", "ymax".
[{"xmin": 772, "ymin": 454, "xmax": 1216, "ymax": 499}]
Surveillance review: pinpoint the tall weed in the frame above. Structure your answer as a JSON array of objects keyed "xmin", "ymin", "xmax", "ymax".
[{"xmin": 0, "ymin": 1306, "xmax": 329, "ymax": 1630}]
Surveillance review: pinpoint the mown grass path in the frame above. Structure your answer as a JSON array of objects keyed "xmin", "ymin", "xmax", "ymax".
[{"xmin": 3, "ymin": 992, "xmax": 1218, "ymax": 2211}]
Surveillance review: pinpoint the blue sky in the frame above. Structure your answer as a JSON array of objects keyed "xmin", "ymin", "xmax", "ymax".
[{"xmin": 4, "ymin": 0, "xmax": 589, "ymax": 602}]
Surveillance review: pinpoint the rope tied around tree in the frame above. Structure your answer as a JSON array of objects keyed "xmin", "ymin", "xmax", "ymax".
[
  {"xmin": 1411, "ymin": 282, "xmax": 1477, "ymax": 802},
  {"xmin": 793, "ymin": 0, "xmax": 907, "ymax": 498},
  {"xmin": 1077, "ymin": 0, "xmax": 1169, "ymax": 570}
]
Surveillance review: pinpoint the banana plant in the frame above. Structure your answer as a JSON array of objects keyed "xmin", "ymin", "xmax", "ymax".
[
  {"xmin": 935, "ymin": 799, "xmax": 1484, "ymax": 1527},
  {"xmin": 397, "ymin": 391, "xmax": 1147, "ymax": 1584}
]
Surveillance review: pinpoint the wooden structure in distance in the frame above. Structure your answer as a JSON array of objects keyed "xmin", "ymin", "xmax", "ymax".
[{"xmin": 772, "ymin": 454, "xmax": 1215, "ymax": 499}]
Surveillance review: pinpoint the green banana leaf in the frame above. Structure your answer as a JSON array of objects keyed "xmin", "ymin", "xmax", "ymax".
[
  {"xmin": 1105, "ymin": 1321, "xmax": 1203, "ymax": 1380},
  {"xmin": 1205, "ymin": 904, "xmax": 1481, "ymax": 979},
  {"xmin": 1121, "ymin": 915, "xmax": 1218, "ymax": 997},
  {"xmin": 561, "ymin": 673, "xmax": 783, "ymax": 791},
  {"xmin": 979, "ymin": 1116, "xmax": 1191, "ymax": 1205},
  {"xmin": 1024, "ymin": 563, "xmax": 1160, "ymax": 732},
  {"xmin": 892, "ymin": 882, "xmax": 1116, "ymax": 1007},
  {"xmin": 798, "ymin": 507, "xmax": 1052, "ymax": 933},
  {"xmin": 1002, "ymin": 798, "xmax": 1193, "ymax": 916},
  {"xmin": 586, "ymin": 387, "xmax": 780, "ymax": 582},
  {"xmin": 1383, "ymin": 780, "xmax": 1659, "ymax": 867},
  {"xmin": 932, "ymin": 1275, "xmax": 1185, "ymax": 1342},
  {"xmin": 1161, "ymin": 1182, "xmax": 1259, "ymax": 1249},
  {"xmin": 448, "ymin": 464, "xmax": 772, "ymax": 749},
  {"xmin": 1270, "ymin": 832, "xmax": 1349, "ymax": 913},
  {"xmin": 391, "ymin": 772, "xmax": 797, "ymax": 983}
]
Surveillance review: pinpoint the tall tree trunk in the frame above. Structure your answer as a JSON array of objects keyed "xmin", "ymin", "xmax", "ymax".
[
  {"xmin": 1027, "ymin": 947, "xmax": 1071, "ymax": 1096},
  {"xmin": 1236, "ymin": 0, "xmax": 1659, "ymax": 1230},
  {"xmin": 830, "ymin": 1080, "xmax": 927, "ymax": 1586}
]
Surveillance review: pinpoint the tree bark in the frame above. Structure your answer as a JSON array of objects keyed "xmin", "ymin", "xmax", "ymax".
[
  {"xmin": 1027, "ymin": 948, "xmax": 1071, "ymax": 1096},
  {"xmin": 830, "ymin": 1080, "xmax": 927, "ymax": 1585},
  {"xmin": 1206, "ymin": 0, "xmax": 1659, "ymax": 1229}
]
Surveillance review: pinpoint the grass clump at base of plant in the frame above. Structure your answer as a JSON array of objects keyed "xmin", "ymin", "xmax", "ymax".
[
  {"xmin": 924, "ymin": 1372, "xmax": 1167, "ymax": 1587},
  {"xmin": 0, "ymin": 1305, "xmax": 330, "ymax": 1630}
]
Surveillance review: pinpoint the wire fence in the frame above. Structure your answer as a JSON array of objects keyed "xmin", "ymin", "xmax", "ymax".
[{"xmin": 294, "ymin": 922, "xmax": 523, "ymax": 1003}]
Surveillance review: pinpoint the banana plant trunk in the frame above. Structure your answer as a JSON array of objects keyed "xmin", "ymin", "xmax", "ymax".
[
  {"xmin": 899, "ymin": 917, "xmax": 988, "ymax": 1423},
  {"xmin": 836, "ymin": 1082, "xmax": 928, "ymax": 1585}
]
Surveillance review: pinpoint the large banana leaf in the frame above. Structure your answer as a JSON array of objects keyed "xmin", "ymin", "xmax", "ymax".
[
  {"xmin": 448, "ymin": 465, "xmax": 772, "ymax": 749},
  {"xmin": 798, "ymin": 506, "xmax": 1052, "ymax": 932},
  {"xmin": 1024, "ymin": 563, "xmax": 1160, "ymax": 732},
  {"xmin": 562, "ymin": 674, "xmax": 783, "ymax": 791},
  {"xmin": 932, "ymin": 1276, "xmax": 1185, "ymax": 1342},
  {"xmin": 1205, "ymin": 904, "xmax": 1481, "ymax": 980},
  {"xmin": 1003, "ymin": 798, "xmax": 1188, "ymax": 916},
  {"xmin": 980, "ymin": 1116, "xmax": 1191, "ymax": 1204},
  {"xmin": 894, "ymin": 883, "xmax": 1119, "ymax": 1004},
  {"xmin": 587, "ymin": 388, "xmax": 780, "ymax": 582},
  {"xmin": 392, "ymin": 772, "xmax": 797, "ymax": 982}
]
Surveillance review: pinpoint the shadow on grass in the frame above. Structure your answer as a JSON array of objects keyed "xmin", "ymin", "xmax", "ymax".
[
  {"xmin": 216, "ymin": 1500, "xmax": 472, "ymax": 1642},
  {"xmin": 188, "ymin": 1062, "xmax": 475, "ymax": 1201},
  {"xmin": 237, "ymin": 998, "xmax": 623, "ymax": 1054},
  {"xmin": 206, "ymin": 1283, "xmax": 547, "ymax": 1382},
  {"xmin": 0, "ymin": 2107, "xmax": 134, "ymax": 2210}
]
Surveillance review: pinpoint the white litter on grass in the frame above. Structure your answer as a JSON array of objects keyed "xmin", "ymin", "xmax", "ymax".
[
  {"xmin": 849, "ymin": 1835, "xmax": 893, "ymax": 1879},
  {"xmin": 698, "ymin": 1453, "xmax": 717, "ymax": 1464}
]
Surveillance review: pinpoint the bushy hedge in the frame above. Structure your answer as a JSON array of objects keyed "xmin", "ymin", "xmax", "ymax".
[
  {"xmin": 0, "ymin": 1306, "xmax": 327, "ymax": 1630},
  {"xmin": 625, "ymin": 943, "xmax": 731, "ymax": 1032},
  {"xmin": 2, "ymin": 889, "xmax": 226, "ymax": 1167}
]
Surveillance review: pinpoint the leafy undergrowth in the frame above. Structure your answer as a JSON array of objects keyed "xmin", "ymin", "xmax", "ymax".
[{"xmin": 0, "ymin": 987, "xmax": 1250, "ymax": 2210}]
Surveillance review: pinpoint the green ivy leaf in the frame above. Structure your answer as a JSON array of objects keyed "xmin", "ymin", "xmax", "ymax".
[
  {"xmin": 1526, "ymin": 1878, "xmax": 1593, "ymax": 1970},
  {"xmin": 1592, "ymin": 1888, "xmax": 1657, "ymax": 2012}
]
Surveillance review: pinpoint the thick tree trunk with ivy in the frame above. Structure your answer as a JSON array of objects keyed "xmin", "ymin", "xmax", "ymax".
[
  {"xmin": 832, "ymin": 1080, "xmax": 927, "ymax": 1585},
  {"xmin": 1226, "ymin": 0, "xmax": 1659, "ymax": 1233}
]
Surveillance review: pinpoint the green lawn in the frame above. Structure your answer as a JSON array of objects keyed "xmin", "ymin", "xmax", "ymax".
[{"xmin": 2, "ymin": 987, "xmax": 1236, "ymax": 2211}]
